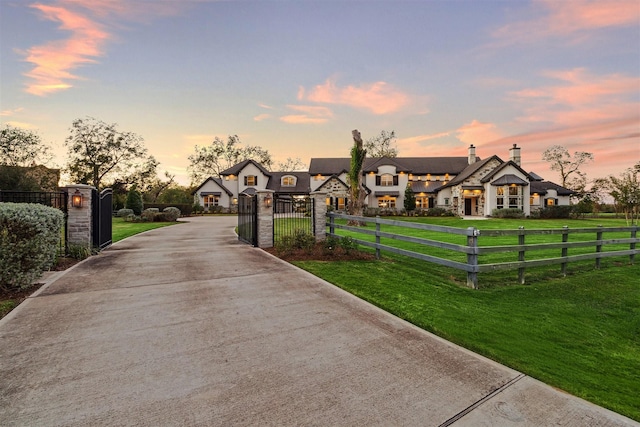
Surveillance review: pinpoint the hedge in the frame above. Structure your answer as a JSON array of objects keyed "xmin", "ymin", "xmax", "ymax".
[{"xmin": 0, "ymin": 203, "xmax": 64, "ymax": 291}]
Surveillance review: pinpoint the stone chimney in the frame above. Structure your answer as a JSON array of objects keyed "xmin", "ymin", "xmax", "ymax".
[
  {"xmin": 468, "ymin": 144, "xmax": 477, "ymax": 164},
  {"xmin": 509, "ymin": 144, "xmax": 521, "ymax": 166}
]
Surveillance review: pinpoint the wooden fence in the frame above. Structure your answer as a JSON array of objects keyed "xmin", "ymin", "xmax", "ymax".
[{"xmin": 327, "ymin": 213, "xmax": 639, "ymax": 289}]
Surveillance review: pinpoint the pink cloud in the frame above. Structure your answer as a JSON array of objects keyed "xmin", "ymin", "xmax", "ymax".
[
  {"xmin": 493, "ymin": 0, "xmax": 639, "ymax": 44},
  {"xmin": 253, "ymin": 114, "xmax": 272, "ymax": 122},
  {"xmin": 279, "ymin": 105, "xmax": 333, "ymax": 125},
  {"xmin": 22, "ymin": 1, "xmax": 184, "ymax": 96},
  {"xmin": 456, "ymin": 120, "xmax": 505, "ymax": 146},
  {"xmin": 300, "ymin": 78, "xmax": 410, "ymax": 115}
]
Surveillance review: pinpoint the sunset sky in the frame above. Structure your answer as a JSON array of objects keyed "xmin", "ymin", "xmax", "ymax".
[{"xmin": 1, "ymin": 0, "xmax": 638, "ymax": 186}]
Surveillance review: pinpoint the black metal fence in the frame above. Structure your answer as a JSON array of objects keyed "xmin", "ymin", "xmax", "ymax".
[
  {"xmin": 0, "ymin": 190, "xmax": 68, "ymax": 254},
  {"xmin": 273, "ymin": 195, "xmax": 314, "ymax": 244},
  {"xmin": 92, "ymin": 188, "xmax": 113, "ymax": 250},
  {"xmin": 238, "ymin": 194, "xmax": 257, "ymax": 246}
]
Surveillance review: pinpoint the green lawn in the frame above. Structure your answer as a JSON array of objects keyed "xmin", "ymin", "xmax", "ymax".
[
  {"xmin": 296, "ymin": 216, "xmax": 640, "ymax": 421},
  {"xmin": 112, "ymin": 217, "xmax": 180, "ymax": 242}
]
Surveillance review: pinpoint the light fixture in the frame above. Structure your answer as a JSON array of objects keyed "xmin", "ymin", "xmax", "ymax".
[
  {"xmin": 264, "ymin": 193, "xmax": 272, "ymax": 208},
  {"xmin": 71, "ymin": 189, "xmax": 83, "ymax": 208}
]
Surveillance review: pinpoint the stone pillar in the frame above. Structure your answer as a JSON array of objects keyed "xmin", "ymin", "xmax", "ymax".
[
  {"xmin": 256, "ymin": 190, "xmax": 274, "ymax": 248},
  {"xmin": 311, "ymin": 191, "xmax": 327, "ymax": 242},
  {"xmin": 64, "ymin": 184, "xmax": 95, "ymax": 249}
]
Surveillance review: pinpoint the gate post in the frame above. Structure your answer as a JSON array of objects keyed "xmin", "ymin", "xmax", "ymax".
[
  {"xmin": 256, "ymin": 190, "xmax": 275, "ymax": 248},
  {"xmin": 64, "ymin": 184, "xmax": 95, "ymax": 250},
  {"xmin": 310, "ymin": 191, "xmax": 327, "ymax": 242}
]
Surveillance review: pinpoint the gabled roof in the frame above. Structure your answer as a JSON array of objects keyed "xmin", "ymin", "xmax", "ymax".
[
  {"xmin": 438, "ymin": 155, "xmax": 502, "ymax": 191},
  {"xmin": 490, "ymin": 174, "xmax": 529, "ymax": 186},
  {"xmin": 316, "ymin": 174, "xmax": 349, "ymax": 191},
  {"xmin": 266, "ymin": 171, "xmax": 310, "ymax": 194},
  {"xmin": 480, "ymin": 160, "xmax": 531, "ymax": 183},
  {"xmin": 220, "ymin": 159, "xmax": 272, "ymax": 177},
  {"xmin": 528, "ymin": 171, "xmax": 544, "ymax": 181},
  {"xmin": 530, "ymin": 181, "xmax": 575, "ymax": 196},
  {"xmin": 309, "ymin": 156, "xmax": 471, "ymax": 176},
  {"xmin": 192, "ymin": 177, "xmax": 233, "ymax": 196}
]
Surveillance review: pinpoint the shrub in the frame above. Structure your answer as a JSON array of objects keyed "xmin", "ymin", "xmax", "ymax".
[
  {"xmin": 67, "ymin": 243, "xmax": 96, "ymax": 260},
  {"xmin": 125, "ymin": 187, "xmax": 143, "ymax": 215},
  {"xmin": 492, "ymin": 208, "xmax": 525, "ymax": 219},
  {"xmin": 276, "ymin": 230, "xmax": 315, "ymax": 253},
  {"xmin": 162, "ymin": 207, "xmax": 181, "ymax": 221},
  {"xmin": 0, "ymin": 203, "xmax": 63, "ymax": 291},
  {"xmin": 424, "ymin": 207, "xmax": 454, "ymax": 217},
  {"xmin": 338, "ymin": 236, "xmax": 358, "ymax": 254},
  {"xmin": 117, "ymin": 208, "xmax": 133, "ymax": 218},
  {"xmin": 536, "ymin": 205, "xmax": 573, "ymax": 219},
  {"xmin": 322, "ymin": 235, "xmax": 341, "ymax": 255}
]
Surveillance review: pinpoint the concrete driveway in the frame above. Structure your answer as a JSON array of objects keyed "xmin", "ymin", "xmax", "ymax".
[{"xmin": 0, "ymin": 216, "xmax": 637, "ymax": 426}]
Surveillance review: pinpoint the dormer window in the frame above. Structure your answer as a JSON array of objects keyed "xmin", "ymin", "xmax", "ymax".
[
  {"xmin": 376, "ymin": 174, "xmax": 398, "ymax": 187},
  {"xmin": 282, "ymin": 175, "xmax": 296, "ymax": 187},
  {"xmin": 244, "ymin": 175, "xmax": 257, "ymax": 186}
]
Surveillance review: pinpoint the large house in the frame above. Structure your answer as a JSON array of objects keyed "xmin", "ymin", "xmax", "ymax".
[{"xmin": 193, "ymin": 145, "xmax": 574, "ymax": 216}]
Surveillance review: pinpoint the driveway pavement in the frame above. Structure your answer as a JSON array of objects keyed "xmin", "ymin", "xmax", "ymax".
[{"xmin": 1, "ymin": 216, "xmax": 637, "ymax": 426}]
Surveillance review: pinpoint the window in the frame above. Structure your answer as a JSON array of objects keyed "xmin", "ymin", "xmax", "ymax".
[
  {"xmin": 232, "ymin": 198, "xmax": 238, "ymax": 205},
  {"xmin": 282, "ymin": 176, "xmax": 296, "ymax": 186},
  {"xmin": 376, "ymin": 174, "xmax": 398, "ymax": 186},
  {"xmin": 508, "ymin": 186, "xmax": 522, "ymax": 209},
  {"xmin": 496, "ymin": 186, "xmax": 505, "ymax": 209},
  {"xmin": 416, "ymin": 197, "xmax": 428, "ymax": 209},
  {"xmin": 337, "ymin": 197, "xmax": 346, "ymax": 210},
  {"xmin": 378, "ymin": 197, "xmax": 396, "ymax": 208},
  {"xmin": 244, "ymin": 175, "xmax": 257, "ymax": 186},
  {"xmin": 444, "ymin": 198, "xmax": 450, "ymax": 206},
  {"xmin": 314, "ymin": 174, "xmax": 325, "ymax": 181},
  {"xmin": 547, "ymin": 198, "xmax": 555, "ymax": 206},
  {"xmin": 203, "ymin": 195, "xmax": 219, "ymax": 209}
]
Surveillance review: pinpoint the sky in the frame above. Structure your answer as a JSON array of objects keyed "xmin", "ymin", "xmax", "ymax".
[{"xmin": 1, "ymin": 0, "xmax": 638, "ymax": 187}]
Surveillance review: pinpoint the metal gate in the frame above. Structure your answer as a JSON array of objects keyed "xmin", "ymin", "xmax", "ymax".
[
  {"xmin": 92, "ymin": 188, "xmax": 113, "ymax": 250},
  {"xmin": 238, "ymin": 194, "xmax": 257, "ymax": 246},
  {"xmin": 0, "ymin": 190, "xmax": 68, "ymax": 254},
  {"xmin": 273, "ymin": 195, "xmax": 314, "ymax": 244}
]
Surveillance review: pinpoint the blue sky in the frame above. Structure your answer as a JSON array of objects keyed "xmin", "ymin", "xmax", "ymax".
[{"xmin": 1, "ymin": 0, "xmax": 638, "ymax": 186}]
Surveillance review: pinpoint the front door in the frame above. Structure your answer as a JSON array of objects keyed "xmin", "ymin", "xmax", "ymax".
[{"xmin": 464, "ymin": 198, "xmax": 472, "ymax": 216}]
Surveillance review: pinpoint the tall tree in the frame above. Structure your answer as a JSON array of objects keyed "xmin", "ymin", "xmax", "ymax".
[
  {"xmin": 347, "ymin": 129, "xmax": 367, "ymax": 225},
  {"xmin": 0, "ymin": 124, "xmax": 52, "ymax": 166},
  {"xmin": 364, "ymin": 130, "xmax": 398, "ymax": 158},
  {"xmin": 542, "ymin": 145, "xmax": 594, "ymax": 190},
  {"xmin": 65, "ymin": 117, "xmax": 148, "ymax": 189},
  {"xmin": 187, "ymin": 135, "xmax": 273, "ymax": 184},
  {"xmin": 605, "ymin": 162, "xmax": 640, "ymax": 225},
  {"xmin": 276, "ymin": 157, "xmax": 306, "ymax": 172},
  {"xmin": 404, "ymin": 184, "xmax": 416, "ymax": 213}
]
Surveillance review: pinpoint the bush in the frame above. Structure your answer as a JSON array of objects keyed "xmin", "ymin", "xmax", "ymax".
[
  {"xmin": 0, "ymin": 203, "xmax": 64, "ymax": 291},
  {"xmin": 491, "ymin": 208, "xmax": 525, "ymax": 218},
  {"xmin": 276, "ymin": 230, "xmax": 315, "ymax": 253},
  {"xmin": 117, "ymin": 208, "xmax": 133, "ymax": 218},
  {"xmin": 535, "ymin": 205, "xmax": 573, "ymax": 219},
  {"xmin": 141, "ymin": 208, "xmax": 157, "ymax": 222},
  {"xmin": 162, "ymin": 207, "xmax": 181, "ymax": 221},
  {"xmin": 423, "ymin": 207, "xmax": 455, "ymax": 217},
  {"xmin": 339, "ymin": 236, "xmax": 358, "ymax": 254}
]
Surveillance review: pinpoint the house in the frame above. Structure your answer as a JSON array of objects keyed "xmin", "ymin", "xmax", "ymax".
[
  {"xmin": 192, "ymin": 159, "xmax": 310, "ymax": 212},
  {"xmin": 193, "ymin": 144, "xmax": 574, "ymax": 216}
]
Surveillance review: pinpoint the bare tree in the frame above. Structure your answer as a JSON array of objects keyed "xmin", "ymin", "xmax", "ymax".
[
  {"xmin": 276, "ymin": 157, "xmax": 306, "ymax": 172},
  {"xmin": 542, "ymin": 145, "xmax": 594, "ymax": 190},
  {"xmin": 347, "ymin": 130, "xmax": 367, "ymax": 225}
]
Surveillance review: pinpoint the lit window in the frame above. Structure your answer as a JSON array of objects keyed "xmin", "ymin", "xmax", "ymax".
[
  {"xmin": 378, "ymin": 174, "xmax": 396, "ymax": 187},
  {"xmin": 337, "ymin": 197, "xmax": 346, "ymax": 210},
  {"xmin": 244, "ymin": 175, "xmax": 257, "ymax": 186},
  {"xmin": 203, "ymin": 195, "xmax": 219, "ymax": 209},
  {"xmin": 282, "ymin": 176, "xmax": 296, "ymax": 186},
  {"xmin": 377, "ymin": 197, "xmax": 396, "ymax": 208}
]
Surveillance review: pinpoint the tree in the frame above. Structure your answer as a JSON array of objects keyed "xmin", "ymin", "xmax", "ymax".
[
  {"xmin": 276, "ymin": 157, "xmax": 306, "ymax": 172},
  {"xmin": 187, "ymin": 135, "xmax": 273, "ymax": 184},
  {"xmin": 542, "ymin": 145, "xmax": 594, "ymax": 190},
  {"xmin": 404, "ymin": 184, "xmax": 416, "ymax": 214},
  {"xmin": 364, "ymin": 130, "xmax": 398, "ymax": 158},
  {"xmin": 347, "ymin": 129, "xmax": 367, "ymax": 225},
  {"xmin": 0, "ymin": 124, "xmax": 52, "ymax": 166},
  {"xmin": 606, "ymin": 163, "xmax": 640, "ymax": 225},
  {"xmin": 125, "ymin": 185, "xmax": 143, "ymax": 215},
  {"xmin": 65, "ymin": 117, "xmax": 148, "ymax": 189}
]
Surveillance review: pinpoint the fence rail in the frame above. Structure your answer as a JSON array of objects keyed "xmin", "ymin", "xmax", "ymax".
[{"xmin": 327, "ymin": 213, "xmax": 639, "ymax": 288}]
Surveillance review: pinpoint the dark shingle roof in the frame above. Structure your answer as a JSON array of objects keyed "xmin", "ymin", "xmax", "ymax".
[
  {"xmin": 309, "ymin": 157, "xmax": 471, "ymax": 176},
  {"xmin": 266, "ymin": 172, "xmax": 310, "ymax": 194},
  {"xmin": 192, "ymin": 177, "xmax": 233, "ymax": 196},
  {"xmin": 530, "ymin": 181, "xmax": 575, "ymax": 196},
  {"xmin": 438, "ymin": 155, "xmax": 502, "ymax": 190},
  {"xmin": 410, "ymin": 181, "xmax": 445, "ymax": 194},
  {"xmin": 220, "ymin": 159, "xmax": 272, "ymax": 177},
  {"xmin": 490, "ymin": 174, "xmax": 529, "ymax": 186},
  {"xmin": 481, "ymin": 160, "xmax": 531, "ymax": 183}
]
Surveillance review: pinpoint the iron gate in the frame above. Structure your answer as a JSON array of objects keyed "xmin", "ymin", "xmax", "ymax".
[
  {"xmin": 238, "ymin": 194, "xmax": 257, "ymax": 246},
  {"xmin": 92, "ymin": 188, "xmax": 113, "ymax": 250},
  {"xmin": 0, "ymin": 190, "xmax": 68, "ymax": 254},
  {"xmin": 273, "ymin": 195, "xmax": 314, "ymax": 244}
]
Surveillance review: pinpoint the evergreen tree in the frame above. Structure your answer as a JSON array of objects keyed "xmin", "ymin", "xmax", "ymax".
[
  {"xmin": 404, "ymin": 184, "xmax": 416, "ymax": 213},
  {"xmin": 125, "ymin": 186, "xmax": 143, "ymax": 215}
]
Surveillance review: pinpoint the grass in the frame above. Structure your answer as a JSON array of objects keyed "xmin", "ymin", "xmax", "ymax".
[
  {"xmin": 295, "ymin": 216, "xmax": 640, "ymax": 421},
  {"xmin": 112, "ymin": 216, "xmax": 180, "ymax": 242}
]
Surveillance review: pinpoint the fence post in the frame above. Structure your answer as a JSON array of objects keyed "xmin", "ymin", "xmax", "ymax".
[
  {"xmin": 310, "ymin": 191, "xmax": 327, "ymax": 242},
  {"xmin": 595, "ymin": 225, "xmax": 603, "ymax": 269},
  {"xmin": 256, "ymin": 190, "xmax": 274, "ymax": 248},
  {"xmin": 375, "ymin": 216, "xmax": 381, "ymax": 259},
  {"xmin": 518, "ymin": 226, "xmax": 525, "ymax": 285},
  {"xmin": 561, "ymin": 226, "xmax": 569, "ymax": 276},
  {"xmin": 64, "ymin": 184, "xmax": 95, "ymax": 250},
  {"xmin": 466, "ymin": 227, "xmax": 479, "ymax": 289},
  {"xmin": 631, "ymin": 225, "xmax": 637, "ymax": 265}
]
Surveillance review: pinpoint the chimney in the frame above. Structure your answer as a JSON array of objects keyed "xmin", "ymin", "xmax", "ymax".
[
  {"xmin": 468, "ymin": 144, "xmax": 477, "ymax": 164},
  {"xmin": 509, "ymin": 144, "xmax": 521, "ymax": 166}
]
